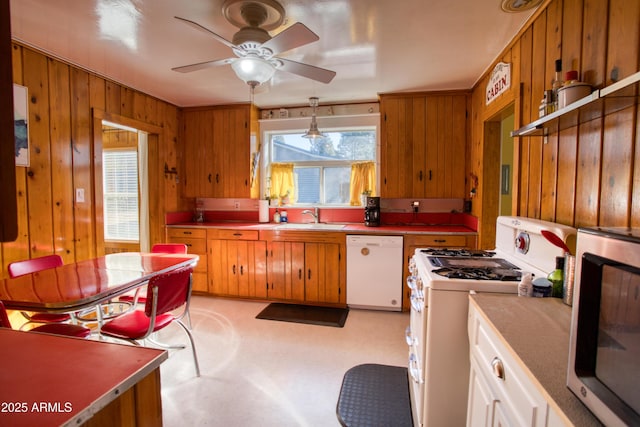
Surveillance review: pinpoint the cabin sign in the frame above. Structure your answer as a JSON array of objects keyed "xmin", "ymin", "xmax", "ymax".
[{"xmin": 486, "ymin": 62, "xmax": 511, "ymax": 105}]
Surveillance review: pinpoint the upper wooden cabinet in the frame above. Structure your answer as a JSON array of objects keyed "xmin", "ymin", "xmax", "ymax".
[
  {"xmin": 182, "ymin": 104, "xmax": 253, "ymax": 198},
  {"xmin": 380, "ymin": 92, "xmax": 469, "ymax": 198}
]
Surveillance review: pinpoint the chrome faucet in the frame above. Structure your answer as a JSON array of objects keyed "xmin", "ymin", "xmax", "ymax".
[{"xmin": 301, "ymin": 207, "xmax": 319, "ymax": 223}]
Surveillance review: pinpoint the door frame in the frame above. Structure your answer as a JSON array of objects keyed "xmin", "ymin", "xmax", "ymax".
[{"xmin": 92, "ymin": 109, "xmax": 163, "ymax": 256}]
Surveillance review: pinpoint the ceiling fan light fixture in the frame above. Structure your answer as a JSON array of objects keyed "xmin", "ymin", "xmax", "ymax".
[
  {"xmin": 303, "ymin": 97, "xmax": 326, "ymax": 139},
  {"xmin": 231, "ymin": 56, "xmax": 276, "ymax": 86}
]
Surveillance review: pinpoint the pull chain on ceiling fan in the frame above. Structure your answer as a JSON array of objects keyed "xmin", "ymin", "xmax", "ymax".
[{"xmin": 172, "ymin": 0, "xmax": 336, "ymax": 88}]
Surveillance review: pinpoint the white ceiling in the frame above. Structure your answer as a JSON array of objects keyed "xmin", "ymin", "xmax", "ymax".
[{"xmin": 9, "ymin": 0, "xmax": 536, "ymax": 109}]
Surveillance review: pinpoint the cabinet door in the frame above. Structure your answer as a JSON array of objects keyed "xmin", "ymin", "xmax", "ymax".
[
  {"xmin": 182, "ymin": 110, "xmax": 214, "ymax": 198},
  {"xmin": 246, "ymin": 240, "xmax": 267, "ymax": 299},
  {"xmin": 467, "ymin": 359, "xmax": 497, "ymax": 427},
  {"xmin": 380, "ymin": 97, "xmax": 414, "ymax": 197},
  {"xmin": 304, "ymin": 243, "xmax": 341, "ymax": 303},
  {"xmin": 426, "ymin": 95, "xmax": 467, "ymax": 198},
  {"xmin": 267, "ymin": 241, "xmax": 304, "ymax": 301},
  {"xmin": 208, "ymin": 239, "xmax": 229, "ymax": 295}
]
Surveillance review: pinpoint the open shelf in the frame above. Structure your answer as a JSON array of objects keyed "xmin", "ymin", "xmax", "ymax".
[{"xmin": 511, "ymin": 70, "xmax": 640, "ymax": 137}]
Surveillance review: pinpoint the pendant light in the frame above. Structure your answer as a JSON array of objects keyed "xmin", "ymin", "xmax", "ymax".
[{"xmin": 302, "ymin": 97, "xmax": 325, "ymax": 139}]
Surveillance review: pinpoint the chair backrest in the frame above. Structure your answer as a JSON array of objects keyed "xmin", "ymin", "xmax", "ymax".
[
  {"xmin": 144, "ymin": 266, "xmax": 193, "ymax": 317},
  {"xmin": 8, "ymin": 254, "xmax": 63, "ymax": 278},
  {"xmin": 0, "ymin": 301, "xmax": 13, "ymax": 329},
  {"xmin": 152, "ymin": 243, "xmax": 188, "ymax": 254}
]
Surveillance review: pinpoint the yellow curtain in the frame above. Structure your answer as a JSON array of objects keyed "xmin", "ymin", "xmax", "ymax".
[
  {"xmin": 269, "ymin": 163, "xmax": 296, "ymax": 205},
  {"xmin": 349, "ymin": 161, "xmax": 376, "ymax": 206}
]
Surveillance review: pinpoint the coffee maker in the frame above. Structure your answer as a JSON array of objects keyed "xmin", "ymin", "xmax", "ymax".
[{"xmin": 364, "ymin": 196, "xmax": 380, "ymax": 227}]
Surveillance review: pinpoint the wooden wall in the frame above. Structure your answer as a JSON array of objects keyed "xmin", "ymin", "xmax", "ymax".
[
  {"xmin": 1, "ymin": 43, "xmax": 186, "ymax": 277},
  {"xmin": 470, "ymin": 0, "xmax": 640, "ymax": 248}
]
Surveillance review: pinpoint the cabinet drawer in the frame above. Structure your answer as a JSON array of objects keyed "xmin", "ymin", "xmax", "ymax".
[
  {"xmin": 416, "ymin": 235, "xmax": 467, "ymax": 247},
  {"xmin": 167, "ymin": 228, "xmax": 206, "ymax": 239},
  {"xmin": 207, "ymin": 229, "xmax": 259, "ymax": 240}
]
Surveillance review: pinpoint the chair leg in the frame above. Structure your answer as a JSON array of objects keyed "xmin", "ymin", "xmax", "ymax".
[{"xmin": 176, "ymin": 319, "xmax": 200, "ymax": 377}]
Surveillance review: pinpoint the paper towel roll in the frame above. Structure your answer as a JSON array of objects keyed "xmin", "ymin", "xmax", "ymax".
[{"xmin": 259, "ymin": 200, "xmax": 269, "ymax": 223}]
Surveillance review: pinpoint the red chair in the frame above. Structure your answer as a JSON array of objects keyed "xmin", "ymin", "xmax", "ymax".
[
  {"xmin": 0, "ymin": 301, "xmax": 91, "ymax": 338},
  {"xmin": 7, "ymin": 255, "xmax": 72, "ymax": 325},
  {"xmin": 100, "ymin": 266, "xmax": 200, "ymax": 376},
  {"xmin": 119, "ymin": 243, "xmax": 188, "ymax": 305}
]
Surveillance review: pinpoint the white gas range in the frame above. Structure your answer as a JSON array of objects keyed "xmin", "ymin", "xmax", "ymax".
[{"xmin": 406, "ymin": 216, "xmax": 577, "ymax": 427}]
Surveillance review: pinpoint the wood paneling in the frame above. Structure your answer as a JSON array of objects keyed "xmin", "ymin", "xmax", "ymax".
[
  {"xmin": 2, "ymin": 43, "xmax": 183, "ymax": 276},
  {"xmin": 471, "ymin": 0, "xmax": 640, "ymax": 247}
]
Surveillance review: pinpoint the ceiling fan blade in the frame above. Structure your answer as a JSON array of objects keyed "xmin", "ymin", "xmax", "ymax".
[
  {"xmin": 261, "ymin": 23, "xmax": 319, "ymax": 55},
  {"xmin": 174, "ymin": 16, "xmax": 236, "ymax": 49},
  {"xmin": 276, "ymin": 58, "xmax": 336, "ymax": 84},
  {"xmin": 172, "ymin": 58, "xmax": 233, "ymax": 73}
]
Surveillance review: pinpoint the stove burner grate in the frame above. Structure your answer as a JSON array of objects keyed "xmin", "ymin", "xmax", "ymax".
[
  {"xmin": 420, "ymin": 248, "xmax": 496, "ymax": 257},
  {"xmin": 432, "ymin": 267, "xmax": 522, "ymax": 281}
]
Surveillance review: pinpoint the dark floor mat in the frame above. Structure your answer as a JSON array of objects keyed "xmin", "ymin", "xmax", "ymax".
[
  {"xmin": 256, "ymin": 303, "xmax": 349, "ymax": 327},
  {"xmin": 336, "ymin": 364, "xmax": 413, "ymax": 427}
]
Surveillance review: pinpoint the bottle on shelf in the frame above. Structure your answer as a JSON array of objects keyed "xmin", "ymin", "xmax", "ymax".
[
  {"xmin": 518, "ymin": 272, "xmax": 533, "ymax": 297},
  {"xmin": 551, "ymin": 59, "xmax": 563, "ymax": 110},
  {"xmin": 548, "ymin": 256, "xmax": 565, "ymax": 298},
  {"xmin": 273, "ymin": 209, "xmax": 281, "ymax": 223}
]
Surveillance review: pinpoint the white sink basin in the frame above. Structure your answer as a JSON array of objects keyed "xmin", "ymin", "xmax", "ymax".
[{"xmin": 275, "ymin": 223, "xmax": 346, "ymax": 230}]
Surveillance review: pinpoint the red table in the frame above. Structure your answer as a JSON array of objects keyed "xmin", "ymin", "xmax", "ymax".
[{"xmin": 0, "ymin": 252, "xmax": 199, "ymax": 313}]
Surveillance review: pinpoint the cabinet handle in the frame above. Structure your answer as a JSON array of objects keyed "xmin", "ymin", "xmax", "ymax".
[
  {"xmin": 298, "ymin": 269, "xmax": 302, "ymax": 279},
  {"xmin": 434, "ymin": 239, "xmax": 446, "ymax": 243},
  {"xmin": 208, "ymin": 173, "xmax": 212, "ymax": 183},
  {"xmin": 233, "ymin": 233, "xmax": 242, "ymax": 237},
  {"xmin": 491, "ymin": 357, "xmax": 505, "ymax": 380},
  {"xmin": 216, "ymin": 173, "xmax": 219, "ymax": 183},
  {"xmin": 429, "ymin": 170, "xmax": 432, "ymax": 180},
  {"xmin": 419, "ymin": 170, "xmax": 423, "ymax": 181},
  {"xmin": 308, "ymin": 269, "xmax": 311, "ymax": 280},
  {"xmin": 183, "ymin": 231, "xmax": 192, "ymax": 235},
  {"xmin": 240, "ymin": 265, "xmax": 244, "ymax": 275},
  {"xmin": 232, "ymin": 264, "xmax": 236, "ymax": 275}
]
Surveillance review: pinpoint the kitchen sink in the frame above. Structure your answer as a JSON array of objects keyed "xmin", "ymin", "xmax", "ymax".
[{"xmin": 275, "ymin": 223, "xmax": 346, "ymax": 230}]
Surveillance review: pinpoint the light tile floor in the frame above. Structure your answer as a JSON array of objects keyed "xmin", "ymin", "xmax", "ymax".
[{"xmin": 156, "ymin": 296, "xmax": 409, "ymax": 427}]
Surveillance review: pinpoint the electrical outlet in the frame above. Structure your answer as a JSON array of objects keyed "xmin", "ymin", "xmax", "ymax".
[
  {"xmin": 412, "ymin": 201, "xmax": 419, "ymax": 213},
  {"xmin": 76, "ymin": 188, "xmax": 85, "ymax": 203},
  {"xmin": 233, "ymin": 200, "xmax": 240, "ymax": 209}
]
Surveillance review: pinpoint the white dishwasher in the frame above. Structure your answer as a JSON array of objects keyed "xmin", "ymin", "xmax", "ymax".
[{"xmin": 346, "ymin": 235, "xmax": 404, "ymax": 311}]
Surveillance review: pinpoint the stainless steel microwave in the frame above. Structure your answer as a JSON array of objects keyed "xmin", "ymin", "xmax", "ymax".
[{"xmin": 568, "ymin": 227, "xmax": 640, "ymax": 426}]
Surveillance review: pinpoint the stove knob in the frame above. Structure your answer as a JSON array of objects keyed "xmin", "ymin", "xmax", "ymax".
[{"xmin": 515, "ymin": 232, "xmax": 530, "ymax": 254}]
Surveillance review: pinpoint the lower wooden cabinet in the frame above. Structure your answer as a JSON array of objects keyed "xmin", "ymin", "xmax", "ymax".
[
  {"xmin": 263, "ymin": 231, "xmax": 346, "ymax": 306},
  {"xmin": 166, "ymin": 227, "xmax": 208, "ymax": 293},
  {"xmin": 207, "ymin": 229, "xmax": 266, "ymax": 298}
]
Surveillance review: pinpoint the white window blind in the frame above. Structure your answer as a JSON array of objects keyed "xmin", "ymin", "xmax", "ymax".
[{"xmin": 103, "ymin": 150, "xmax": 139, "ymax": 241}]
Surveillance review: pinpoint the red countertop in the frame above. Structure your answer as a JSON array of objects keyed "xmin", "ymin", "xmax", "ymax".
[
  {"xmin": 166, "ymin": 209, "xmax": 477, "ymax": 234},
  {"xmin": 166, "ymin": 221, "xmax": 476, "ymax": 234},
  {"xmin": 0, "ymin": 329, "xmax": 167, "ymax": 426}
]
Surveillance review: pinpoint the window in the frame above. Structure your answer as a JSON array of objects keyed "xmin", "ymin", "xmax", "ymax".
[
  {"xmin": 268, "ymin": 130, "xmax": 377, "ymax": 205},
  {"xmin": 103, "ymin": 149, "xmax": 139, "ymax": 241}
]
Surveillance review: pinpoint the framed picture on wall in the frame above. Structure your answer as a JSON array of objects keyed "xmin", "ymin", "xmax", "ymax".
[{"xmin": 13, "ymin": 83, "xmax": 29, "ymax": 167}]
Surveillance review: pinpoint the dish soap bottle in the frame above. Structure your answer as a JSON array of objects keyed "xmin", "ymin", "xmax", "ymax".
[
  {"xmin": 273, "ymin": 209, "xmax": 281, "ymax": 223},
  {"xmin": 548, "ymin": 256, "xmax": 565, "ymax": 298}
]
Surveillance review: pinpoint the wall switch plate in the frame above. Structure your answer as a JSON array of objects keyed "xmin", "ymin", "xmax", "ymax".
[{"xmin": 76, "ymin": 188, "xmax": 85, "ymax": 203}]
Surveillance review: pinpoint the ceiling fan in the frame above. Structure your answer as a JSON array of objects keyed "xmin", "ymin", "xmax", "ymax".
[{"xmin": 172, "ymin": 0, "xmax": 336, "ymax": 88}]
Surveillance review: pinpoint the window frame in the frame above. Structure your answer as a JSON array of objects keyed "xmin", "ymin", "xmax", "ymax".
[{"xmin": 260, "ymin": 112, "xmax": 380, "ymax": 207}]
